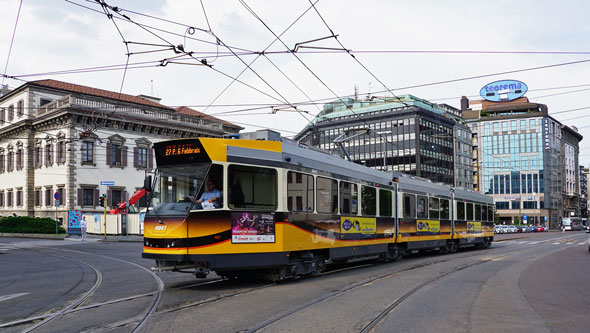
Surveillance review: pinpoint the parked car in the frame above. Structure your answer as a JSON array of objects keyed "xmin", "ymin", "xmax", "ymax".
[
  {"xmin": 528, "ymin": 226, "xmax": 537, "ymax": 232},
  {"xmin": 494, "ymin": 225, "xmax": 503, "ymax": 234},
  {"xmin": 536, "ymin": 226, "xmax": 545, "ymax": 232},
  {"xmin": 507, "ymin": 225, "xmax": 518, "ymax": 233},
  {"xmin": 543, "ymin": 225, "xmax": 549, "ymax": 232}
]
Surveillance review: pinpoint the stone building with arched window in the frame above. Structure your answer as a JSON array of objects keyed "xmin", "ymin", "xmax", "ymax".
[{"xmin": 0, "ymin": 79, "xmax": 241, "ymax": 223}]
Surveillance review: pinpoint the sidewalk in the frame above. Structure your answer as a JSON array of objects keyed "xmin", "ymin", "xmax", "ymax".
[
  {"xmin": 71, "ymin": 233, "xmax": 143, "ymax": 242},
  {"xmin": 0, "ymin": 232, "xmax": 143, "ymax": 242}
]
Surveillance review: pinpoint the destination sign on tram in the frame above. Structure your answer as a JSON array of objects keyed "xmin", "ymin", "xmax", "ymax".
[
  {"xmin": 164, "ymin": 143, "xmax": 201, "ymax": 156},
  {"xmin": 154, "ymin": 139, "xmax": 211, "ymax": 166}
]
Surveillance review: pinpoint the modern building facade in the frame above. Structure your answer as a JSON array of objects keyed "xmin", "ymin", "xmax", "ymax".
[
  {"xmin": 0, "ymin": 79, "xmax": 241, "ymax": 222},
  {"xmin": 464, "ymin": 96, "xmax": 583, "ymax": 228},
  {"xmin": 580, "ymin": 166, "xmax": 588, "ymax": 218},
  {"xmin": 294, "ymin": 95, "xmax": 474, "ymax": 188}
]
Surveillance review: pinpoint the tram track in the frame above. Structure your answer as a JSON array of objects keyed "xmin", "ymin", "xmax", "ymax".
[
  {"xmin": 1, "ymin": 249, "xmax": 103, "ymax": 332},
  {"xmin": 242, "ymin": 234, "xmax": 585, "ymax": 332}
]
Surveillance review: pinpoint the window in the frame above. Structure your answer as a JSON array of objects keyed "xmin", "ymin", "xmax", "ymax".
[
  {"xmin": 34, "ymin": 146, "xmax": 42, "ymax": 168},
  {"xmin": 7, "ymin": 151, "xmax": 14, "ymax": 172},
  {"xmin": 0, "ymin": 107, "xmax": 4, "ymax": 124},
  {"xmin": 0, "ymin": 191, "xmax": 4, "ymax": 207},
  {"xmin": 57, "ymin": 141, "xmax": 66, "ymax": 164},
  {"xmin": 34, "ymin": 189, "xmax": 41, "ymax": 206},
  {"xmin": 440, "ymin": 199, "xmax": 449, "ymax": 219},
  {"xmin": 57, "ymin": 187, "xmax": 65, "ymax": 206},
  {"xmin": 403, "ymin": 194, "xmax": 416, "ymax": 218},
  {"xmin": 482, "ymin": 204, "xmax": 488, "ymax": 221},
  {"xmin": 475, "ymin": 204, "xmax": 481, "ymax": 221},
  {"xmin": 466, "ymin": 202, "xmax": 474, "ymax": 220},
  {"xmin": 17, "ymin": 100, "xmax": 24, "ymax": 117},
  {"xmin": 316, "ymin": 177, "xmax": 338, "ymax": 213},
  {"xmin": 134, "ymin": 139, "xmax": 152, "ymax": 169},
  {"xmin": 361, "ymin": 186, "xmax": 376, "ymax": 216},
  {"xmin": 487, "ymin": 206, "xmax": 494, "ymax": 222},
  {"xmin": 8, "ymin": 104, "xmax": 14, "ymax": 121},
  {"xmin": 228, "ymin": 164, "xmax": 277, "ymax": 209},
  {"xmin": 511, "ymin": 120, "xmax": 517, "ymax": 131},
  {"xmin": 16, "ymin": 189, "xmax": 22, "ymax": 206},
  {"xmin": 429, "ymin": 197, "xmax": 439, "ymax": 219},
  {"xmin": 82, "ymin": 188, "xmax": 95, "ymax": 206},
  {"xmin": 0, "ymin": 152, "xmax": 3, "ymax": 173},
  {"xmin": 45, "ymin": 188, "xmax": 52, "ymax": 206},
  {"xmin": 340, "ymin": 181, "xmax": 358, "ymax": 215},
  {"xmin": 45, "ymin": 143, "xmax": 53, "ymax": 167},
  {"xmin": 137, "ymin": 147, "xmax": 147, "ymax": 168},
  {"xmin": 520, "ymin": 120, "xmax": 526, "ymax": 130},
  {"xmin": 287, "ymin": 171, "xmax": 313, "ymax": 212},
  {"xmin": 81, "ymin": 141, "xmax": 94, "ymax": 164},
  {"xmin": 7, "ymin": 190, "xmax": 13, "ymax": 206},
  {"xmin": 379, "ymin": 189, "xmax": 392, "ymax": 217},
  {"xmin": 110, "ymin": 143, "xmax": 123, "ymax": 166},
  {"xmin": 16, "ymin": 148, "xmax": 23, "ymax": 170},
  {"xmin": 417, "ymin": 195, "xmax": 428, "ymax": 218}
]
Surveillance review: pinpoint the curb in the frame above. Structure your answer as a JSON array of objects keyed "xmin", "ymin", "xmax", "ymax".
[
  {"xmin": 97, "ymin": 238, "xmax": 143, "ymax": 243},
  {"xmin": 0, "ymin": 233, "xmax": 66, "ymax": 240}
]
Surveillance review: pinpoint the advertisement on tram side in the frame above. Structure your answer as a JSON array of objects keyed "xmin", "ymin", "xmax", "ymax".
[{"xmin": 231, "ymin": 212, "xmax": 275, "ymax": 243}]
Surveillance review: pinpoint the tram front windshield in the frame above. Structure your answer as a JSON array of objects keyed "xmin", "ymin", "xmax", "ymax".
[{"xmin": 148, "ymin": 164, "xmax": 209, "ymax": 216}]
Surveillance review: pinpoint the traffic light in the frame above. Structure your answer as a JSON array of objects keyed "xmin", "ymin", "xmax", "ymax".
[{"xmin": 99, "ymin": 195, "xmax": 106, "ymax": 207}]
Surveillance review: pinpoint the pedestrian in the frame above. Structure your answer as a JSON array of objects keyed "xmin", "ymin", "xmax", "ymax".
[{"xmin": 81, "ymin": 216, "xmax": 87, "ymax": 241}]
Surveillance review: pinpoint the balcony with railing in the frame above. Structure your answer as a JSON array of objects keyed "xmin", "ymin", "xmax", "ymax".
[{"xmin": 35, "ymin": 94, "xmax": 223, "ymax": 130}]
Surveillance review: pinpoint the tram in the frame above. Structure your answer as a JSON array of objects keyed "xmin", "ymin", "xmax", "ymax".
[{"xmin": 142, "ymin": 137, "xmax": 494, "ymax": 280}]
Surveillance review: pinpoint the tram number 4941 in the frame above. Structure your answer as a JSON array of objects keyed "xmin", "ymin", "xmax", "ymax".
[{"xmin": 154, "ymin": 225, "xmax": 167, "ymax": 232}]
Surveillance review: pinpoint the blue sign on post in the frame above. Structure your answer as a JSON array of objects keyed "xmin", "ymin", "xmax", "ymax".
[
  {"xmin": 54, "ymin": 192, "xmax": 60, "ymax": 200},
  {"xmin": 100, "ymin": 181, "xmax": 115, "ymax": 186},
  {"xmin": 523, "ymin": 214, "xmax": 528, "ymax": 221}
]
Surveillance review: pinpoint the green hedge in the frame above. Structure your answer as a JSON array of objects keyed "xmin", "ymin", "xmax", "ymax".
[{"xmin": 0, "ymin": 216, "xmax": 66, "ymax": 234}]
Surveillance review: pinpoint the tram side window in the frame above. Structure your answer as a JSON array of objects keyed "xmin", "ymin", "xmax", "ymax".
[
  {"xmin": 440, "ymin": 199, "xmax": 450, "ymax": 219},
  {"xmin": 456, "ymin": 202, "xmax": 465, "ymax": 220},
  {"xmin": 228, "ymin": 165, "xmax": 277, "ymax": 209},
  {"xmin": 475, "ymin": 204, "xmax": 481, "ymax": 221},
  {"xmin": 481, "ymin": 204, "xmax": 487, "ymax": 221},
  {"xmin": 487, "ymin": 205, "xmax": 494, "ymax": 222},
  {"xmin": 403, "ymin": 194, "xmax": 416, "ymax": 219},
  {"xmin": 340, "ymin": 181, "xmax": 358, "ymax": 215},
  {"xmin": 466, "ymin": 203, "xmax": 474, "ymax": 220},
  {"xmin": 429, "ymin": 197, "xmax": 440, "ymax": 219},
  {"xmin": 316, "ymin": 177, "xmax": 338, "ymax": 213},
  {"xmin": 361, "ymin": 186, "xmax": 376, "ymax": 216},
  {"xmin": 417, "ymin": 196, "xmax": 428, "ymax": 219},
  {"xmin": 287, "ymin": 171, "xmax": 314, "ymax": 212},
  {"xmin": 379, "ymin": 189, "xmax": 392, "ymax": 217}
]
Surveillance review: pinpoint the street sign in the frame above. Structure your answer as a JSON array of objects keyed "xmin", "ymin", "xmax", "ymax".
[
  {"xmin": 523, "ymin": 214, "xmax": 528, "ymax": 221},
  {"xmin": 100, "ymin": 181, "xmax": 115, "ymax": 186},
  {"xmin": 54, "ymin": 192, "xmax": 60, "ymax": 200}
]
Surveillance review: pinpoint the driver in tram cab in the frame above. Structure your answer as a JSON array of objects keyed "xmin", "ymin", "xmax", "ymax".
[{"xmin": 197, "ymin": 180, "xmax": 221, "ymax": 209}]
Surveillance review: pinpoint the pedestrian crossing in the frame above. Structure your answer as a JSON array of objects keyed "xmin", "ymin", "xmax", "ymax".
[
  {"xmin": 0, "ymin": 238, "xmax": 96, "ymax": 253},
  {"xmin": 501, "ymin": 238, "xmax": 587, "ymax": 246}
]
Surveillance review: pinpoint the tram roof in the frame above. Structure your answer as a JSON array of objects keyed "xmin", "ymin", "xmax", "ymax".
[{"xmin": 222, "ymin": 137, "xmax": 491, "ymax": 204}]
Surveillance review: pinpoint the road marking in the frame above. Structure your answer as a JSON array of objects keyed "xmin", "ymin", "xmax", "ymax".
[{"xmin": 0, "ymin": 293, "xmax": 29, "ymax": 303}]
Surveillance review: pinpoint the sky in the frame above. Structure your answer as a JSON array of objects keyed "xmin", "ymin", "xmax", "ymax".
[{"xmin": 2, "ymin": 0, "xmax": 590, "ymax": 164}]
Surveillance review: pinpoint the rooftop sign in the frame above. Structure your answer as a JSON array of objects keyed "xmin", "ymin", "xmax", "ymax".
[{"xmin": 479, "ymin": 79, "xmax": 527, "ymax": 102}]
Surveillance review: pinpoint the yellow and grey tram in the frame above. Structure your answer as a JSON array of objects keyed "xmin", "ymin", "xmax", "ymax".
[{"xmin": 142, "ymin": 138, "xmax": 493, "ymax": 280}]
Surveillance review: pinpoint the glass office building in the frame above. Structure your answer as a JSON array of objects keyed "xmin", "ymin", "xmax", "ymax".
[{"xmin": 465, "ymin": 97, "xmax": 582, "ymax": 228}]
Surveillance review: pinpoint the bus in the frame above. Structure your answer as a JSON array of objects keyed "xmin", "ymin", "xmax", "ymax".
[{"xmin": 561, "ymin": 217, "xmax": 584, "ymax": 231}]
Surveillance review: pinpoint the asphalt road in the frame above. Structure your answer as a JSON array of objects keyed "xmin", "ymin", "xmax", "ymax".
[{"xmin": 1, "ymin": 231, "xmax": 588, "ymax": 332}]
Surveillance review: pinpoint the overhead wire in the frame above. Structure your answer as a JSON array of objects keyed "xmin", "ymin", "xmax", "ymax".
[{"xmin": 1, "ymin": 0, "xmax": 23, "ymax": 89}]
